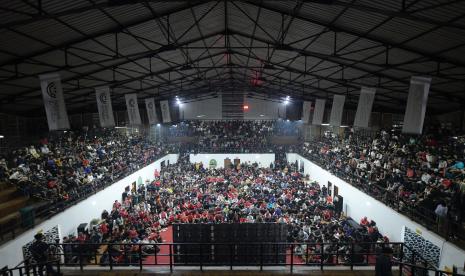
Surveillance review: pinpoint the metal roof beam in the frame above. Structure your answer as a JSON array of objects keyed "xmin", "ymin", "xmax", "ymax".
[
  {"xmin": 0, "ymin": 1, "xmax": 208, "ymax": 67},
  {"xmin": 242, "ymin": 0, "xmax": 465, "ymax": 68}
]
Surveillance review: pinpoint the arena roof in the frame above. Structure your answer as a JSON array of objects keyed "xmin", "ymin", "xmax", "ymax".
[{"xmin": 0, "ymin": 0, "xmax": 464, "ymax": 115}]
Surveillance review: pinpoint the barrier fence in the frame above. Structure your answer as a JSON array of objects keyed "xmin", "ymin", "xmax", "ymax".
[
  {"xmin": 2, "ymin": 241, "xmax": 464, "ymax": 276},
  {"xmin": 297, "ymin": 150, "xmax": 465, "ymax": 248},
  {"xmin": 0, "ymin": 150, "xmax": 171, "ymax": 244}
]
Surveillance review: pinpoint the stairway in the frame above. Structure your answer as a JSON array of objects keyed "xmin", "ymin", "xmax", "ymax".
[{"xmin": 0, "ymin": 181, "xmax": 29, "ymax": 241}]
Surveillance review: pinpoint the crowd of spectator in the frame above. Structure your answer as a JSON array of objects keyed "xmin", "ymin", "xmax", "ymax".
[
  {"xmin": 2, "ymin": 119, "xmax": 465, "ymax": 252},
  {"xmin": 64, "ymin": 157, "xmax": 384, "ymax": 265},
  {"xmin": 165, "ymin": 120, "xmax": 302, "ymax": 153},
  {"xmin": 296, "ymin": 129, "xmax": 465, "ymax": 239},
  {"xmin": 165, "ymin": 120, "xmax": 275, "ymax": 152},
  {"xmin": 0, "ymin": 128, "xmax": 175, "ymax": 209}
]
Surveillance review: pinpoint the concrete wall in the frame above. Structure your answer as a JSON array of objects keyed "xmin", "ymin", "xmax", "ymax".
[
  {"xmin": 0, "ymin": 154, "xmax": 179, "ymax": 269},
  {"xmin": 179, "ymin": 96, "xmax": 222, "ymax": 120},
  {"xmin": 287, "ymin": 153, "xmax": 465, "ymax": 270},
  {"xmin": 243, "ymin": 97, "xmax": 286, "ymax": 120},
  {"xmin": 189, "ymin": 153, "xmax": 275, "ymax": 168}
]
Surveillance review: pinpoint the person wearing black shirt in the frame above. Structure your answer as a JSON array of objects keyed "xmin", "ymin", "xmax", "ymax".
[
  {"xmin": 29, "ymin": 233, "xmax": 59, "ymax": 276},
  {"xmin": 375, "ymin": 247, "xmax": 393, "ymax": 276}
]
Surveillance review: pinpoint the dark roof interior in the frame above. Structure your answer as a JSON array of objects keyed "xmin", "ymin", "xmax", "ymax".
[{"xmin": 0, "ymin": 0, "xmax": 465, "ymax": 115}]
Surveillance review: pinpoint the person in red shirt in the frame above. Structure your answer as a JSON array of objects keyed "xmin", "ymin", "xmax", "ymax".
[
  {"xmin": 360, "ymin": 216, "xmax": 369, "ymax": 226},
  {"xmin": 128, "ymin": 228, "xmax": 138, "ymax": 240}
]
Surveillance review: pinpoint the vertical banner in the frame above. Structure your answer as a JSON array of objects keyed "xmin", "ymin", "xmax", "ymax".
[
  {"xmin": 39, "ymin": 73, "xmax": 70, "ymax": 131},
  {"xmin": 145, "ymin": 98, "xmax": 158, "ymax": 125},
  {"xmin": 125, "ymin": 93, "xmax": 142, "ymax": 126},
  {"xmin": 160, "ymin": 100, "xmax": 171, "ymax": 123},
  {"xmin": 402, "ymin": 76, "xmax": 431, "ymax": 134},
  {"xmin": 312, "ymin": 99, "xmax": 326, "ymax": 125},
  {"xmin": 301, "ymin": 101, "xmax": 312, "ymax": 123},
  {"xmin": 329, "ymin": 95, "xmax": 346, "ymax": 126},
  {"xmin": 353, "ymin": 87, "xmax": 376, "ymax": 128},
  {"xmin": 95, "ymin": 86, "xmax": 115, "ymax": 128}
]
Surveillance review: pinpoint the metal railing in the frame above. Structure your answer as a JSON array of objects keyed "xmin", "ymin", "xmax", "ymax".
[
  {"xmin": 3, "ymin": 241, "xmax": 464, "ymax": 275},
  {"xmin": 4, "ymin": 241, "xmax": 456, "ymax": 274},
  {"xmin": 0, "ymin": 151, "xmax": 173, "ymax": 244},
  {"xmin": 297, "ymin": 150, "xmax": 465, "ymax": 248}
]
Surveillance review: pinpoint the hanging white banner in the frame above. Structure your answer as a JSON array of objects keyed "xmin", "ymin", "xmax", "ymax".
[
  {"xmin": 329, "ymin": 95, "xmax": 346, "ymax": 126},
  {"xmin": 353, "ymin": 87, "xmax": 376, "ymax": 128},
  {"xmin": 145, "ymin": 98, "xmax": 158, "ymax": 125},
  {"xmin": 125, "ymin": 93, "xmax": 142, "ymax": 126},
  {"xmin": 160, "ymin": 100, "xmax": 171, "ymax": 123},
  {"xmin": 39, "ymin": 73, "xmax": 70, "ymax": 131},
  {"xmin": 312, "ymin": 99, "xmax": 326, "ymax": 125},
  {"xmin": 402, "ymin": 76, "xmax": 431, "ymax": 135},
  {"xmin": 301, "ymin": 101, "xmax": 312, "ymax": 123},
  {"xmin": 95, "ymin": 86, "xmax": 115, "ymax": 128}
]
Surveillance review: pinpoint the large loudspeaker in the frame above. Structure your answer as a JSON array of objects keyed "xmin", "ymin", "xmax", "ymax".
[
  {"xmin": 286, "ymin": 101, "xmax": 302, "ymax": 121},
  {"xmin": 335, "ymin": 195, "xmax": 343, "ymax": 214},
  {"xmin": 173, "ymin": 223, "xmax": 287, "ymax": 265}
]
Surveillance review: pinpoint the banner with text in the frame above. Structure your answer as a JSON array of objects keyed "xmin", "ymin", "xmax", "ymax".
[
  {"xmin": 402, "ymin": 76, "xmax": 431, "ymax": 134},
  {"xmin": 145, "ymin": 98, "xmax": 158, "ymax": 125},
  {"xmin": 301, "ymin": 101, "xmax": 312, "ymax": 123},
  {"xmin": 39, "ymin": 73, "xmax": 70, "ymax": 131},
  {"xmin": 312, "ymin": 99, "xmax": 326, "ymax": 125},
  {"xmin": 160, "ymin": 100, "xmax": 171, "ymax": 123},
  {"xmin": 95, "ymin": 86, "xmax": 115, "ymax": 128},
  {"xmin": 353, "ymin": 87, "xmax": 376, "ymax": 128},
  {"xmin": 125, "ymin": 93, "xmax": 142, "ymax": 126},
  {"xmin": 329, "ymin": 95, "xmax": 346, "ymax": 126}
]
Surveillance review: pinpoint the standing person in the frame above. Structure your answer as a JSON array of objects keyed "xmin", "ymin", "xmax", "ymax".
[
  {"xmin": 29, "ymin": 232, "xmax": 59, "ymax": 276},
  {"xmin": 435, "ymin": 201, "xmax": 448, "ymax": 235},
  {"xmin": 375, "ymin": 247, "xmax": 393, "ymax": 276}
]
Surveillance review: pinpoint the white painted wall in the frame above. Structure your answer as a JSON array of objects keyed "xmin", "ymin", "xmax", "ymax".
[
  {"xmin": 180, "ymin": 96, "xmax": 222, "ymax": 120},
  {"xmin": 287, "ymin": 153, "xmax": 465, "ymax": 270},
  {"xmin": 243, "ymin": 97, "xmax": 286, "ymax": 120},
  {"xmin": 189, "ymin": 153, "xmax": 275, "ymax": 168},
  {"xmin": 0, "ymin": 154, "xmax": 179, "ymax": 269}
]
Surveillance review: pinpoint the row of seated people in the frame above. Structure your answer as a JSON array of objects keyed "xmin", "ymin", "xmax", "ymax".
[
  {"xmin": 165, "ymin": 119, "xmax": 302, "ymax": 140},
  {"xmin": 61, "ymin": 158, "xmax": 385, "ymax": 266},
  {"xmin": 0, "ymin": 128, "xmax": 176, "ymax": 210},
  {"xmin": 294, "ymin": 127, "xmax": 465, "ymax": 240}
]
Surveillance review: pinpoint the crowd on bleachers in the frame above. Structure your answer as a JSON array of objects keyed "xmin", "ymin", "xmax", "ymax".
[
  {"xmin": 166, "ymin": 120, "xmax": 274, "ymax": 152},
  {"xmin": 0, "ymin": 128, "xmax": 174, "ymax": 208},
  {"xmin": 65, "ymin": 157, "xmax": 383, "ymax": 265},
  {"xmin": 165, "ymin": 120, "xmax": 301, "ymax": 153},
  {"xmin": 1, "ymin": 119, "xmax": 465, "ymax": 251},
  {"xmin": 296, "ymin": 129, "xmax": 465, "ymax": 238}
]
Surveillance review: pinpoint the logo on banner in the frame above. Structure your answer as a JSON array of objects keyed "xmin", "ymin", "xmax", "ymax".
[
  {"xmin": 162, "ymin": 103, "xmax": 167, "ymax": 111},
  {"xmin": 47, "ymin": 82, "xmax": 57, "ymax": 98},
  {"xmin": 209, "ymin": 159, "xmax": 217, "ymax": 169},
  {"xmin": 129, "ymin": 98, "xmax": 135, "ymax": 108},
  {"xmin": 99, "ymin": 93, "xmax": 107, "ymax": 103},
  {"xmin": 148, "ymin": 102, "xmax": 153, "ymax": 110}
]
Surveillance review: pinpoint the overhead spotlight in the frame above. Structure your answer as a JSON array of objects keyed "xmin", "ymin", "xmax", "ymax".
[
  {"xmin": 0, "ymin": 135, "xmax": 4, "ymax": 139},
  {"xmin": 284, "ymin": 95, "xmax": 290, "ymax": 105},
  {"xmin": 157, "ymin": 123, "xmax": 161, "ymax": 127}
]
